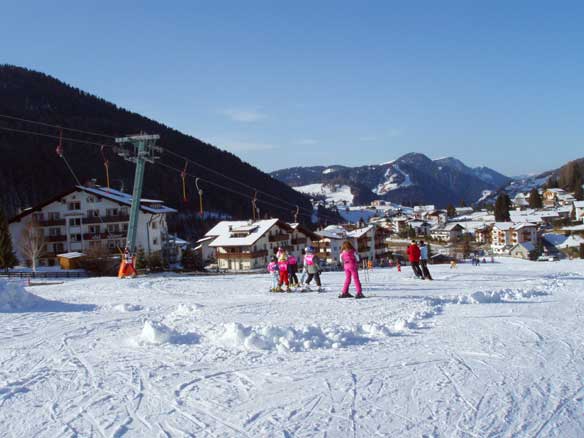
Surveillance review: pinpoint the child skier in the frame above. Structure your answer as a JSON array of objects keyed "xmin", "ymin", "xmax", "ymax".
[
  {"xmin": 339, "ymin": 241, "xmax": 364, "ymax": 299},
  {"xmin": 277, "ymin": 249, "xmax": 291, "ymax": 292},
  {"xmin": 302, "ymin": 246, "xmax": 323, "ymax": 292},
  {"xmin": 287, "ymin": 253, "xmax": 299, "ymax": 287},
  {"xmin": 267, "ymin": 256, "xmax": 279, "ymax": 292}
]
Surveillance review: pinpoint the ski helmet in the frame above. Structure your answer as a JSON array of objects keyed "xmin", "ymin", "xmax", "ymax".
[{"xmin": 306, "ymin": 246, "xmax": 314, "ymax": 253}]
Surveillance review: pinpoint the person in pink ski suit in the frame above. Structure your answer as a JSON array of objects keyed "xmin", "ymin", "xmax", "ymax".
[{"xmin": 339, "ymin": 241, "xmax": 364, "ymax": 299}]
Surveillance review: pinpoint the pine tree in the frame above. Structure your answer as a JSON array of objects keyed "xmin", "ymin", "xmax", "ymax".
[
  {"xmin": 494, "ymin": 193, "xmax": 511, "ymax": 222},
  {"xmin": 135, "ymin": 247, "xmax": 147, "ymax": 270},
  {"xmin": 181, "ymin": 247, "xmax": 199, "ymax": 271},
  {"xmin": 0, "ymin": 209, "xmax": 17, "ymax": 271},
  {"xmin": 446, "ymin": 204, "xmax": 457, "ymax": 218},
  {"xmin": 460, "ymin": 200, "xmax": 467, "ymax": 208},
  {"xmin": 528, "ymin": 188, "xmax": 543, "ymax": 209},
  {"xmin": 574, "ymin": 179, "xmax": 584, "ymax": 201}
]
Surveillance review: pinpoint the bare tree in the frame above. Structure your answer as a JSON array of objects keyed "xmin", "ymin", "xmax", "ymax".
[{"xmin": 20, "ymin": 219, "xmax": 45, "ymax": 273}]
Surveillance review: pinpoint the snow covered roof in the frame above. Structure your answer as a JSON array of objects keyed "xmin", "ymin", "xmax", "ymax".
[
  {"xmin": 79, "ymin": 186, "xmax": 176, "ymax": 214},
  {"xmin": 574, "ymin": 201, "xmax": 584, "ymax": 208},
  {"xmin": 205, "ymin": 221, "xmax": 249, "ymax": 237},
  {"xmin": 209, "ymin": 219, "xmax": 291, "ymax": 247},
  {"xmin": 347, "ymin": 226, "xmax": 374, "ymax": 239},
  {"xmin": 557, "ymin": 235, "xmax": 584, "ymax": 249},
  {"xmin": 494, "ymin": 222, "xmax": 536, "ymax": 231},
  {"xmin": 562, "ymin": 224, "xmax": 584, "ymax": 232},
  {"xmin": 9, "ymin": 185, "xmax": 176, "ymax": 223},
  {"xmin": 57, "ymin": 252, "xmax": 85, "ymax": 259},
  {"xmin": 512, "ymin": 242, "xmax": 536, "ymax": 252}
]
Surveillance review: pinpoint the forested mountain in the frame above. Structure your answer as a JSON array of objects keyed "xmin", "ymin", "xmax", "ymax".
[{"xmin": 0, "ymin": 65, "xmax": 315, "ymax": 239}]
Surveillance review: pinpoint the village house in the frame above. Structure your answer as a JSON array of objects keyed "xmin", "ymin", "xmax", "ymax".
[
  {"xmin": 512, "ymin": 193, "xmax": 530, "ymax": 209},
  {"xmin": 347, "ymin": 225, "xmax": 375, "ymax": 261},
  {"xmin": 207, "ymin": 219, "xmax": 285, "ymax": 271},
  {"xmin": 408, "ymin": 220, "xmax": 431, "ymax": 236},
  {"xmin": 474, "ymin": 225, "xmax": 492, "ymax": 245},
  {"xmin": 574, "ymin": 201, "xmax": 584, "ymax": 222},
  {"xmin": 543, "ymin": 188, "xmax": 570, "ymax": 207},
  {"xmin": 8, "ymin": 184, "xmax": 175, "ymax": 267},
  {"xmin": 430, "ymin": 223, "xmax": 465, "ymax": 242},
  {"xmin": 509, "ymin": 242, "xmax": 537, "ymax": 260},
  {"xmin": 314, "ymin": 225, "xmax": 347, "ymax": 265},
  {"xmin": 426, "ymin": 210, "xmax": 448, "ymax": 225},
  {"xmin": 491, "ymin": 222, "xmax": 538, "ymax": 254}
]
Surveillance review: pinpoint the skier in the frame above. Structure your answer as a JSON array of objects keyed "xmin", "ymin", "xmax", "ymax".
[
  {"xmin": 277, "ymin": 249, "xmax": 291, "ymax": 292},
  {"xmin": 339, "ymin": 241, "xmax": 364, "ymax": 299},
  {"xmin": 267, "ymin": 256, "xmax": 279, "ymax": 292},
  {"xmin": 396, "ymin": 259, "xmax": 401, "ymax": 272},
  {"xmin": 288, "ymin": 253, "xmax": 299, "ymax": 287},
  {"xmin": 419, "ymin": 240, "xmax": 433, "ymax": 280},
  {"xmin": 119, "ymin": 247, "xmax": 137, "ymax": 279},
  {"xmin": 406, "ymin": 240, "xmax": 424, "ymax": 279},
  {"xmin": 303, "ymin": 246, "xmax": 323, "ymax": 292}
]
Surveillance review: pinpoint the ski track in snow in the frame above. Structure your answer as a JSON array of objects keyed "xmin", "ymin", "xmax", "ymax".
[{"xmin": 1, "ymin": 260, "xmax": 584, "ymax": 437}]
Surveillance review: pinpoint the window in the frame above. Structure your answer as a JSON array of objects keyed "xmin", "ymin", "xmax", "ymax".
[
  {"xmin": 122, "ymin": 223, "xmax": 128, "ymax": 232},
  {"xmin": 70, "ymin": 234, "xmax": 82, "ymax": 242},
  {"xmin": 106, "ymin": 208, "xmax": 119, "ymax": 217},
  {"xmin": 107, "ymin": 224, "xmax": 121, "ymax": 233},
  {"xmin": 88, "ymin": 225, "xmax": 100, "ymax": 234},
  {"xmin": 87, "ymin": 210, "xmax": 100, "ymax": 218},
  {"xmin": 49, "ymin": 228, "xmax": 61, "ymax": 237},
  {"xmin": 48, "ymin": 212, "xmax": 60, "ymax": 220},
  {"xmin": 68, "ymin": 202, "xmax": 81, "ymax": 211},
  {"xmin": 32, "ymin": 213, "xmax": 44, "ymax": 222},
  {"xmin": 69, "ymin": 218, "xmax": 81, "ymax": 226},
  {"xmin": 54, "ymin": 243, "xmax": 64, "ymax": 253},
  {"xmin": 153, "ymin": 238, "xmax": 158, "ymax": 245},
  {"xmin": 120, "ymin": 207, "xmax": 129, "ymax": 216},
  {"xmin": 151, "ymin": 221, "xmax": 158, "ymax": 229}
]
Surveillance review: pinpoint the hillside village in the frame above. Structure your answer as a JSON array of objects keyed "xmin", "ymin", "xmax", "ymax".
[{"xmin": 6, "ymin": 180, "xmax": 584, "ymax": 274}]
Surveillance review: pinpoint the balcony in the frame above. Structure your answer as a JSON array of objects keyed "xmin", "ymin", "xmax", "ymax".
[
  {"xmin": 268, "ymin": 233, "xmax": 290, "ymax": 243},
  {"xmin": 358, "ymin": 246, "xmax": 370, "ymax": 253},
  {"xmin": 46, "ymin": 235, "xmax": 67, "ymax": 242},
  {"xmin": 216, "ymin": 250, "xmax": 268, "ymax": 260},
  {"xmin": 291, "ymin": 237, "xmax": 307, "ymax": 245},
  {"xmin": 38, "ymin": 219, "xmax": 66, "ymax": 227},
  {"xmin": 84, "ymin": 215, "xmax": 130, "ymax": 225}
]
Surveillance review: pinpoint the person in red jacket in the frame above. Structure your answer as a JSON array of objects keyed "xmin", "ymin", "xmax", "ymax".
[{"xmin": 406, "ymin": 240, "xmax": 424, "ymax": 279}]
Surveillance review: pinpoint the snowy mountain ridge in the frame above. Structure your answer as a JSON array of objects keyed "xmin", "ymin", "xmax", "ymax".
[{"xmin": 272, "ymin": 152, "xmax": 511, "ymax": 207}]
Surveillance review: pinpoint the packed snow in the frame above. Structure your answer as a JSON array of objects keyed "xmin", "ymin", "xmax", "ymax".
[
  {"xmin": 294, "ymin": 183, "xmax": 354, "ymax": 206},
  {"xmin": 1, "ymin": 259, "xmax": 584, "ymax": 437}
]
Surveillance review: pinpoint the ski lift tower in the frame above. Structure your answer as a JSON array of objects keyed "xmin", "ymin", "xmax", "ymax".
[{"xmin": 115, "ymin": 133, "xmax": 162, "ymax": 254}]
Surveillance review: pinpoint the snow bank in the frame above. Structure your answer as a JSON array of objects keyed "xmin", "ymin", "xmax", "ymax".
[
  {"xmin": 138, "ymin": 320, "xmax": 199, "ymax": 345},
  {"xmin": 214, "ymin": 321, "xmax": 404, "ymax": 353},
  {"xmin": 172, "ymin": 303, "xmax": 204, "ymax": 315},
  {"xmin": 0, "ymin": 280, "xmax": 45, "ymax": 312},
  {"xmin": 113, "ymin": 303, "xmax": 142, "ymax": 312},
  {"xmin": 460, "ymin": 288, "xmax": 548, "ymax": 304},
  {"xmin": 428, "ymin": 288, "xmax": 549, "ymax": 306}
]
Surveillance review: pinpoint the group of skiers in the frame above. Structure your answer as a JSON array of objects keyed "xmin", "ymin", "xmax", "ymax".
[
  {"xmin": 267, "ymin": 245, "xmax": 324, "ymax": 293},
  {"xmin": 267, "ymin": 239, "xmax": 441, "ymax": 298},
  {"xmin": 267, "ymin": 241, "xmax": 366, "ymax": 299}
]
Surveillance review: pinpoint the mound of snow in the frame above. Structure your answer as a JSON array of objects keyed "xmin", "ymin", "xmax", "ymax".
[
  {"xmin": 454, "ymin": 288, "xmax": 549, "ymax": 304},
  {"xmin": 139, "ymin": 320, "xmax": 199, "ymax": 345},
  {"xmin": 215, "ymin": 321, "xmax": 403, "ymax": 353},
  {"xmin": 113, "ymin": 303, "xmax": 142, "ymax": 312},
  {"xmin": 0, "ymin": 280, "xmax": 44, "ymax": 312},
  {"xmin": 173, "ymin": 303, "xmax": 204, "ymax": 315}
]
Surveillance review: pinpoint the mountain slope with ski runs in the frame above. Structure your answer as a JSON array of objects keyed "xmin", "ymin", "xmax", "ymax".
[{"xmin": 271, "ymin": 153, "xmax": 512, "ymax": 207}]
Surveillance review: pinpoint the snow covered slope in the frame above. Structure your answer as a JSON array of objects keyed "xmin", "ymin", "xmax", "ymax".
[
  {"xmin": 1, "ymin": 260, "xmax": 584, "ymax": 437},
  {"xmin": 294, "ymin": 183, "xmax": 354, "ymax": 205}
]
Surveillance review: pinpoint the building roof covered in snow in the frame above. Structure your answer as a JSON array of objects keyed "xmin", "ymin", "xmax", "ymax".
[
  {"xmin": 347, "ymin": 226, "xmax": 374, "ymax": 239},
  {"xmin": 56, "ymin": 252, "xmax": 86, "ymax": 259},
  {"xmin": 208, "ymin": 219, "xmax": 293, "ymax": 247},
  {"xmin": 9, "ymin": 185, "xmax": 176, "ymax": 223}
]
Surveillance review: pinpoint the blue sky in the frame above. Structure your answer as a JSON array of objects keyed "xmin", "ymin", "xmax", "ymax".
[{"xmin": 2, "ymin": 1, "xmax": 584, "ymax": 176}]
